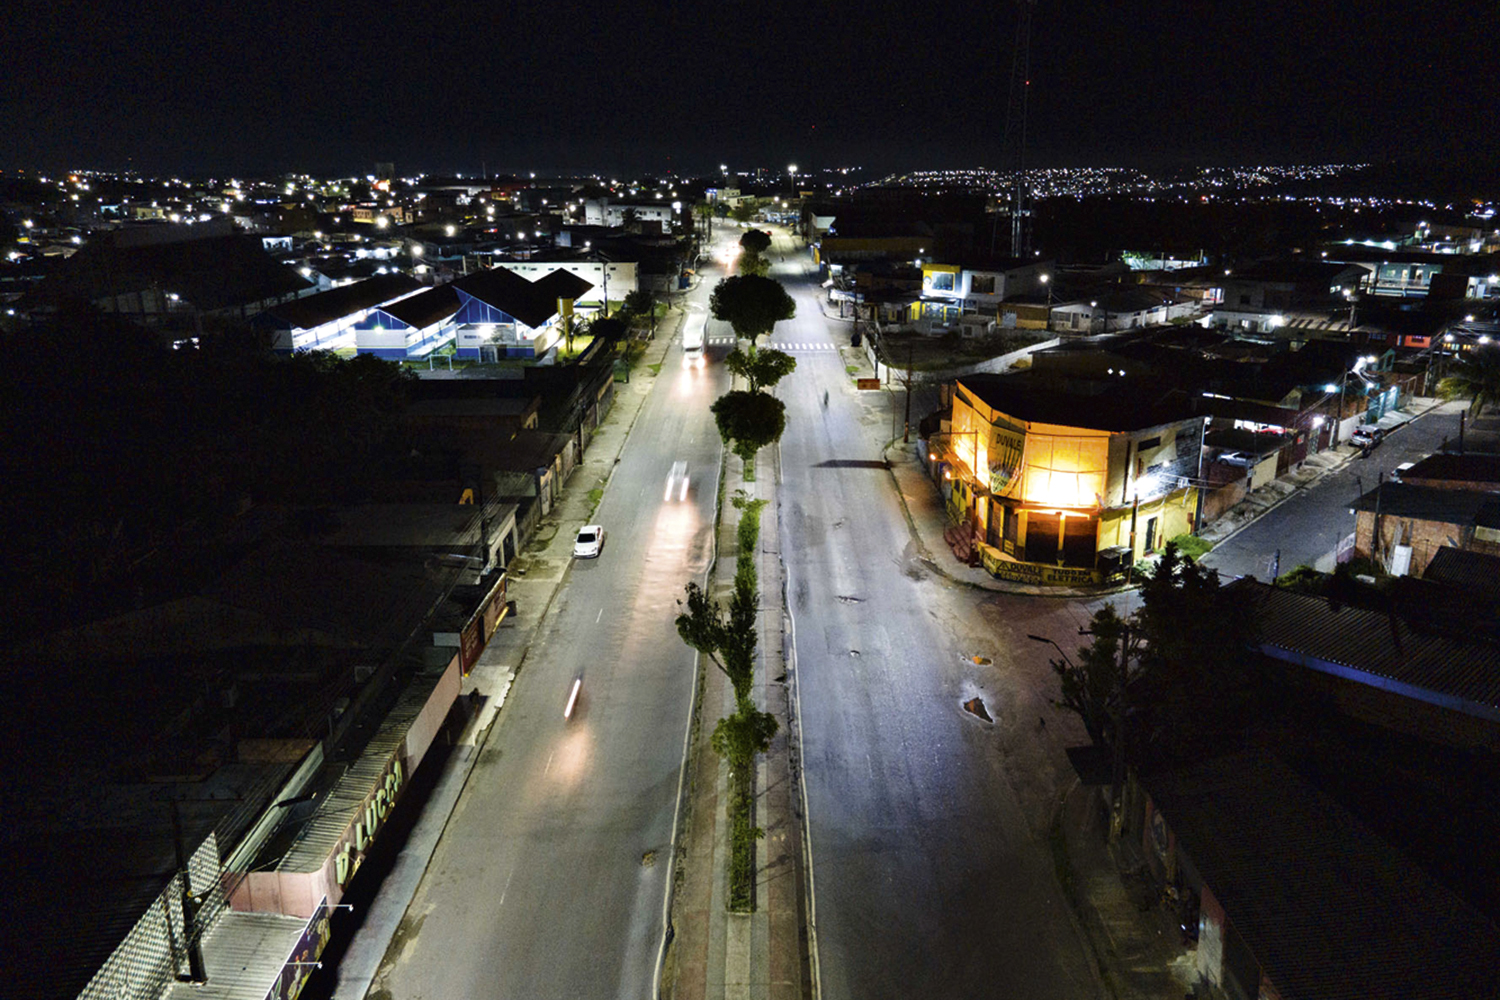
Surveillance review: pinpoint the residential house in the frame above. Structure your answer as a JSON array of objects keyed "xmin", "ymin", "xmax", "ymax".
[
  {"xmin": 1352, "ymin": 482, "xmax": 1500, "ymax": 575},
  {"xmin": 1048, "ymin": 287, "xmax": 1195, "ymax": 335},
  {"xmin": 918, "ymin": 255, "xmax": 1050, "ymax": 323},
  {"xmin": 935, "ymin": 371, "xmax": 1205, "ymax": 585},
  {"xmin": 1211, "ymin": 260, "xmax": 1366, "ymax": 335},
  {"xmin": 1136, "ymin": 751, "xmax": 1500, "ymax": 1000}
]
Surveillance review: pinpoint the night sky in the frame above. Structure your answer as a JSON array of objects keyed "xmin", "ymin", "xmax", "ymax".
[{"xmin": 4, "ymin": 0, "xmax": 1495, "ymax": 178}]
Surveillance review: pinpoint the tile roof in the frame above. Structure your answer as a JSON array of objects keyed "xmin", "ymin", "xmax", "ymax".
[{"xmin": 1142, "ymin": 752, "xmax": 1500, "ymax": 1000}]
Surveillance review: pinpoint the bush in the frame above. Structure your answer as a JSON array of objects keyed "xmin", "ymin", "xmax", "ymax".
[{"xmin": 1168, "ymin": 533, "xmax": 1214, "ymax": 562}]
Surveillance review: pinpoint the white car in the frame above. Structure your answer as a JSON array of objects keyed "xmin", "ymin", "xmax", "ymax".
[
  {"xmin": 665, "ymin": 461, "xmax": 690, "ymax": 501},
  {"xmin": 573, "ymin": 525, "xmax": 604, "ymax": 558}
]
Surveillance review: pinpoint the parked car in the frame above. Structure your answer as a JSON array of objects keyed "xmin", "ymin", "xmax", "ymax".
[
  {"xmin": 573, "ymin": 525, "xmax": 605, "ymax": 558},
  {"xmin": 1392, "ymin": 461, "xmax": 1415, "ymax": 481},
  {"xmin": 1350, "ymin": 426, "xmax": 1385, "ymax": 449},
  {"xmin": 1216, "ymin": 451, "xmax": 1259, "ymax": 468}
]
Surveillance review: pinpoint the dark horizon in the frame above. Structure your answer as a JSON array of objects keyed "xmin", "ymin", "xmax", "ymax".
[{"xmin": 4, "ymin": 1, "xmax": 1494, "ymax": 181}]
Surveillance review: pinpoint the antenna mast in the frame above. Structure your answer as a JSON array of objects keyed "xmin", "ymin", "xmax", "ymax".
[{"xmin": 1001, "ymin": 0, "xmax": 1038, "ymax": 257}]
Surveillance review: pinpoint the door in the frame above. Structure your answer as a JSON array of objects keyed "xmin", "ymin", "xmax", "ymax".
[{"xmin": 1144, "ymin": 516, "xmax": 1158, "ymax": 554}]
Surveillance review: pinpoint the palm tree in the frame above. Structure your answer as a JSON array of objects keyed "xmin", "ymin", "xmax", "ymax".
[{"xmin": 1437, "ymin": 345, "xmax": 1500, "ymax": 414}]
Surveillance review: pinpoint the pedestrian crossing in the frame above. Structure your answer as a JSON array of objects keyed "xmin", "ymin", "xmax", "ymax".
[
  {"xmin": 769, "ymin": 342, "xmax": 839, "ymax": 351},
  {"xmin": 704, "ymin": 337, "xmax": 840, "ymax": 352}
]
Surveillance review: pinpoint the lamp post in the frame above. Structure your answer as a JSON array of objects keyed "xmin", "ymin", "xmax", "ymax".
[{"xmin": 1039, "ymin": 273, "xmax": 1052, "ymax": 331}]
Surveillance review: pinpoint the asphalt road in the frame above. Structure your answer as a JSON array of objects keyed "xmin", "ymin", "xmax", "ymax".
[
  {"xmin": 375, "ymin": 238, "xmax": 734, "ymax": 1000},
  {"xmin": 766, "ymin": 234, "xmax": 1099, "ymax": 999},
  {"xmin": 1201, "ymin": 401, "xmax": 1465, "ymax": 581}
]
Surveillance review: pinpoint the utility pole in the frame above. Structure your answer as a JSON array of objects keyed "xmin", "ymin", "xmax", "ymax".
[
  {"xmin": 170, "ymin": 799, "xmax": 207, "ymax": 983},
  {"xmin": 903, "ymin": 343, "xmax": 914, "ymax": 443},
  {"xmin": 1108, "ymin": 623, "xmax": 1130, "ymax": 843}
]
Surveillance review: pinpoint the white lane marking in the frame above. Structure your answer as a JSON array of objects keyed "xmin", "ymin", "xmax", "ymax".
[
  {"xmin": 544, "ymin": 749, "xmax": 556, "ymax": 776},
  {"xmin": 498, "ymin": 864, "xmax": 518, "ymax": 907},
  {"xmin": 596, "ymin": 607, "xmax": 604, "ymax": 623}
]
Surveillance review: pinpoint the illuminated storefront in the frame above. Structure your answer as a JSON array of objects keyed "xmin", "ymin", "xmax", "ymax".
[{"xmin": 942, "ymin": 374, "xmax": 1205, "ymax": 584}]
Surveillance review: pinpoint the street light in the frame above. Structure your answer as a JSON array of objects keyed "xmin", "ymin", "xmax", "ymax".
[{"xmin": 1039, "ymin": 273, "xmax": 1053, "ymax": 331}]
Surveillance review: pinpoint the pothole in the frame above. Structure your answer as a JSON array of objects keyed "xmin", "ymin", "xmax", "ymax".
[{"xmin": 963, "ymin": 697, "xmax": 993, "ymax": 722}]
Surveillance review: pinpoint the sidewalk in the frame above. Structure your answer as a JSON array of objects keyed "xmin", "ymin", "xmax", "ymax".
[{"xmin": 331, "ymin": 313, "xmax": 682, "ymax": 1000}]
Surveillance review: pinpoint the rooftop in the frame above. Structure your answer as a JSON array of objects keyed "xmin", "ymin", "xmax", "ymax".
[
  {"xmin": 1142, "ymin": 751, "xmax": 1500, "ymax": 1000},
  {"xmin": 957, "ymin": 370, "xmax": 1203, "ymax": 433}
]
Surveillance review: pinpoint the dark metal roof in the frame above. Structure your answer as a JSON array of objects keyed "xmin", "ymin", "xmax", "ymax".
[
  {"xmin": 1423, "ymin": 547, "xmax": 1500, "ymax": 600},
  {"xmin": 27, "ymin": 232, "xmax": 313, "ymax": 313},
  {"xmin": 376, "ymin": 284, "xmax": 460, "ymax": 329},
  {"xmin": 957, "ymin": 371, "xmax": 1203, "ymax": 433},
  {"xmin": 1142, "ymin": 752, "xmax": 1500, "ymax": 1000},
  {"xmin": 1245, "ymin": 580, "xmax": 1500, "ymax": 719},
  {"xmin": 452, "ymin": 267, "xmax": 593, "ymax": 329},
  {"xmin": 261, "ymin": 273, "xmax": 421, "ymax": 330},
  {"xmin": 1401, "ymin": 452, "xmax": 1500, "ymax": 487}
]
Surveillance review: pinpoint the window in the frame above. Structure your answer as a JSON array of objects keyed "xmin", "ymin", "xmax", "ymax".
[
  {"xmin": 1137, "ymin": 436, "xmax": 1161, "ymax": 451},
  {"xmin": 970, "ymin": 274, "xmax": 996, "ymax": 295},
  {"xmin": 929, "ymin": 272, "xmax": 955, "ymax": 292},
  {"xmin": 1239, "ymin": 294, "xmax": 1251, "ymax": 306}
]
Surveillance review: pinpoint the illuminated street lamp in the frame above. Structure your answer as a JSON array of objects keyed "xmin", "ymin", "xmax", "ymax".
[{"xmin": 1039, "ymin": 273, "xmax": 1053, "ymax": 331}]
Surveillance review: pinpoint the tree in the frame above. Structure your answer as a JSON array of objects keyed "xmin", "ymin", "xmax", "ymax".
[
  {"xmin": 589, "ymin": 315, "xmax": 627, "ymax": 348},
  {"xmin": 619, "ymin": 289, "xmax": 654, "ymax": 324},
  {"xmin": 1049, "ymin": 604, "xmax": 1140, "ymax": 747},
  {"xmin": 693, "ymin": 201, "xmax": 713, "ymax": 238},
  {"xmin": 676, "ymin": 581, "xmax": 756, "ymax": 705},
  {"xmin": 739, "ymin": 229, "xmax": 772, "ymax": 256},
  {"xmin": 711, "ymin": 390, "xmax": 787, "ymax": 463},
  {"xmin": 1437, "ymin": 344, "xmax": 1500, "ymax": 415},
  {"xmin": 730, "ymin": 201, "xmax": 754, "ymax": 225},
  {"xmin": 736, "ymin": 252, "xmax": 770, "ymax": 278},
  {"xmin": 709, "ymin": 274, "xmax": 796, "ymax": 343},
  {"xmin": 621, "ymin": 206, "xmax": 639, "ymax": 230},
  {"xmin": 724, "ymin": 346, "xmax": 796, "ymax": 393},
  {"xmin": 1048, "ymin": 543, "xmax": 1258, "ymax": 754}
]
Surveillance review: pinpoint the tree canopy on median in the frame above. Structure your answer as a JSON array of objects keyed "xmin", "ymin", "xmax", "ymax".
[
  {"xmin": 709, "ymin": 274, "xmax": 795, "ymax": 343},
  {"xmin": 724, "ymin": 346, "xmax": 796, "ymax": 393},
  {"xmin": 711, "ymin": 389, "xmax": 787, "ymax": 463},
  {"xmin": 738, "ymin": 229, "xmax": 772, "ymax": 256}
]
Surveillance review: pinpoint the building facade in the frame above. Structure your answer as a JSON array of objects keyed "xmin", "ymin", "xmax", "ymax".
[{"xmin": 939, "ymin": 374, "xmax": 1204, "ymax": 584}]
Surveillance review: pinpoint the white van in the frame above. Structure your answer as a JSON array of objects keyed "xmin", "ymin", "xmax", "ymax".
[{"xmin": 682, "ymin": 315, "xmax": 706, "ymax": 369}]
